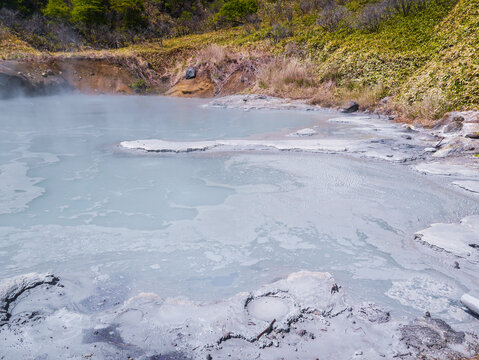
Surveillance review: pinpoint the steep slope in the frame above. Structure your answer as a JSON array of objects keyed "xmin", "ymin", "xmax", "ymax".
[{"xmin": 398, "ymin": 0, "xmax": 479, "ymax": 111}]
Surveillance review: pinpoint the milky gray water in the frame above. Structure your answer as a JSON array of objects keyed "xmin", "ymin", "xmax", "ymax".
[{"xmin": 1, "ymin": 95, "xmax": 478, "ymax": 321}]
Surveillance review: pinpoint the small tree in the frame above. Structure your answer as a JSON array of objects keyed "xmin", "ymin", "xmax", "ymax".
[
  {"xmin": 212, "ymin": 0, "xmax": 258, "ymax": 27},
  {"xmin": 71, "ymin": 0, "xmax": 106, "ymax": 25},
  {"xmin": 111, "ymin": 0, "xmax": 146, "ymax": 28},
  {"xmin": 42, "ymin": 0, "xmax": 71, "ymax": 21},
  {"xmin": 317, "ymin": 4, "xmax": 349, "ymax": 31}
]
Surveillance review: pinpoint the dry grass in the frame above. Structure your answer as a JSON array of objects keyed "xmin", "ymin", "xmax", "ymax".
[
  {"xmin": 309, "ymin": 82, "xmax": 386, "ymax": 110},
  {"xmin": 395, "ymin": 88, "xmax": 448, "ymax": 126},
  {"xmin": 0, "ymin": 25, "xmax": 41, "ymax": 60},
  {"xmin": 308, "ymin": 81, "xmax": 339, "ymax": 107},
  {"xmin": 342, "ymin": 83, "xmax": 386, "ymax": 109},
  {"xmin": 256, "ymin": 57, "xmax": 318, "ymax": 98},
  {"xmin": 195, "ymin": 44, "xmax": 227, "ymax": 66}
]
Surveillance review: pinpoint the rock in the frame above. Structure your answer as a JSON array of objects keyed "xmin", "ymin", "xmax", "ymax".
[
  {"xmin": 0, "ymin": 273, "xmax": 59, "ymax": 325},
  {"xmin": 341, "ymin": 101, "xmax": 359, "ymax": 113},
  {"xmin": 400, "ymin": 315, "xmax": 466, "ymax": 352},
  {"xmin": 41, "ymin": 69, "xmax": 54, "ymax": 77},
  {"xmin": 466, "ymin": 132, "xmax": 479, "ymax": 139},
  {"xmin": 185, "ymin": 67, "xmax": 196, "ymax": 80},
  {"xmin": 357, "ymin": 302, "xmax": 391, "ymax": 324},
  {"xmin": 414, "ymin": 215, "xmax": 479, "ymax": 262},
  {"xmin": 443, "ymin": 120, "xmax": 463, "ymax": 133},
  {"xmin": 432, "ymin": 137, "xmax": 475, "ymax": 158},
  {"xmin": 442, "ymin": 111, "xmax": 479, "ymax": 124},
  {"xmin": 289, "ymin": 128, "xmax": 317, "ymax": 137}
]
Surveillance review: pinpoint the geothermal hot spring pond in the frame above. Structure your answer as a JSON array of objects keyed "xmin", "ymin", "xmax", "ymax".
[{"xmin": 1, "ymin": 95, "xmax": 478, "ymax": 335}]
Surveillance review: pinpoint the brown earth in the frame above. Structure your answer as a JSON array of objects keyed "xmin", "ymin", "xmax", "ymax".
[
  {"xmin": 164, "ymin": 76, "xmax": 214, "ymax": 97},
  {"xmin": 55, "ymin": 58, "xmax": 136, "ymax": 94},
  {"xmin": 0, "ymin": 50, "xmax": 260, "ymax": 98}
]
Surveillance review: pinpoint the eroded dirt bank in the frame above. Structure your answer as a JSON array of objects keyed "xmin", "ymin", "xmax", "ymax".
[
  {"xmin": 0, "ymin": 57, "xmax": 147, "ymax": 97},
  {"xmin": 0, "ymin": 49, "xmax": 261, "ymax": 98}
]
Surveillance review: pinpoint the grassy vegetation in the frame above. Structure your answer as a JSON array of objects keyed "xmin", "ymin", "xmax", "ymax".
[
  {"xmin": 0, "ymin": 26, "xmax": 41, "ymax": 59},
  {"xmin": 259, "ymin": 0, "xmax": 478, "ymax": 121},
  {"xmin": 1, "ymin": 0, "xmax": 478, "ymax": 124}
]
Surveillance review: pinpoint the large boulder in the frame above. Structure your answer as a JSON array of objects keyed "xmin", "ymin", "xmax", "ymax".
[
  {"xmin": 341, "ymin": 101, "xmax": 359, "ymax": 113},
  {"xmin": 432, "ymin": 137, "xmax": 475, "ymax": 158},
  {"xmin": 185, "ymin": 67, "xmax": 196, "ymax": 80}
]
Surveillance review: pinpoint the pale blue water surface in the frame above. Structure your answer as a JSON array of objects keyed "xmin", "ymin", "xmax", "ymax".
[{"xmin": 0, "ymin": 95, "xmax": 478, "ymax": 320}]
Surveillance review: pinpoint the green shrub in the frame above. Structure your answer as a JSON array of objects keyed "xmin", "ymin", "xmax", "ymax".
[
  {"xmin": 42, "ymin": 0, "xmax": 71, "ymax": 21},
  {"xmin": 211, "ymin": 0, "xmax": 258, "ymax": 26},
  {"xmin": 129, "ymin": 78, "xmax": 148, "ymax": 93},
  {"xmin": 71, "ymin": 0, "xmax": 106, "ymax": 25},
  {"xmin": 111, "ymin": 0, "xmax": 145, "ymax": 28}
]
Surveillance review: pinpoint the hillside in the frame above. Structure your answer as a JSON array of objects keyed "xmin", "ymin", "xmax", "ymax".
[{"xmin": 0, "ymin": 0, "xmax": 478, "ymax": 124}]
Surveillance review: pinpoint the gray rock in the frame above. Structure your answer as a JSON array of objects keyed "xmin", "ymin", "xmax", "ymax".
[
  {"xmin": 400, "ymin": 315, "xmax": 466, "ymax": 352},
  {"xmin": 443, "ymin": 120, "xmax": 463, "ymax": 133},
  {"xmin": 341, "ymin": 101, "xmax": 359, "ymax": 113},
  {"xmin": 0, "ymin": 273, "xmax": 59, "ymax": 325},
  {"xmin": 357, "ymin": 302, "xmax": 391, "ymax": 324},
  {"xmin": 185, "ymin": 67, "xmax": 196, "ymax": 80},
  {"xmin": 432, "ymin": 137, "xmax": 475, "ymax": 157}
]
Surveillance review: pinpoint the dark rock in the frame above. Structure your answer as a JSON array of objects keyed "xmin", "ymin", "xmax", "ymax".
[
  {"xmin": 341, "ymin": 101, "xmax": 359, "ymax": 113},
  {"xmin": 0, "ymin": 273, "xmax": 59, "ymax": 325},
  {"xmin": 331, "ymin": 283, "xmax": 340, "ymax": 294},
  {"xmin": 465, "ymin": 132, "xmax": 479, "ymax": 139},
  {"xmin": 185, "ymin": 67, "xmax": 196, "ymax": 80},
  {"xmin": 41, "ymin": 69, "xmax": 54, "ymax": 77},
  {"xmin": 400, "ymin": 315, "xmax": 465, "ymax": 351}
]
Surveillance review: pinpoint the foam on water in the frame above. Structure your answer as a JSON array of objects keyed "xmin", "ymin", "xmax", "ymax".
[{"xmin": 0, "ymin": 95, "xmax": 478, "ymax": 324}]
